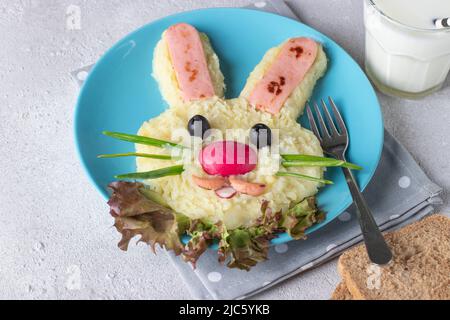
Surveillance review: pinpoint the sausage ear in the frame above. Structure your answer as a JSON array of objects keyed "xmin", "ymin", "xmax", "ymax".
[
  {"xmin": 240, "ymin": 38, "xmax": 327, "ymax": 120},
  {"xmin": 153, "ymin": 23, "xmax": 225, "ymax": 107}
]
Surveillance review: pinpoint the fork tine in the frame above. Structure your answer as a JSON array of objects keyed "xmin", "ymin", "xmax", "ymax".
[
  {"xmin": 306, "ymin": 102, "xmax": 322, "ymax": 140},
  {"xmin": 328, "ymin": 97, "xmax": 348, "ymax": 136},
  {"xmin": 313, "ymin": 102, "xmax": 331, "ymax": 138},
  {"xmin": 321, "ymin": 99, "xmax": 339, "ymax": 136}
]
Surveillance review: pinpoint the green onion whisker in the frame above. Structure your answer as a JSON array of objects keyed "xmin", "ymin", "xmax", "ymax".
[
  {"xmin": 98, "ymin": 153, "xmax": 181, "ymax": 160},
  {"xmin": 276, "ymin": 171, "xmax": 333, "ymax": 185},
  {"xmin": 281, "ymin": 154, "xmax": 362, "ymax": 170},
  {"xmin": 115, "ymin": 165, "xmax": 184, "ymax": 180},
  {"xmin": 103, "ymin": 131, "xmax": 186, "ymax": 149},
  {"xmin": 282, "ymin": 160, "xmax": 362, "ymax": 170}
]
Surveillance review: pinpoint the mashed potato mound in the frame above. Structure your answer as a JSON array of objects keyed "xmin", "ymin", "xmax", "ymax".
[
  {"xmin": 137, "ymin": 97, "xmax": 324, "ymax": 229},
  {"xmin": 137, "ymin": 35, "xmax": 328, "ymax": 230}
]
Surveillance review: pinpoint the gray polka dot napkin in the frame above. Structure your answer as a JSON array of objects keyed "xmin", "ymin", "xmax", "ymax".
[{"xmin": 72, "ymin": 0, "xmax": 443, "ymax": 301}]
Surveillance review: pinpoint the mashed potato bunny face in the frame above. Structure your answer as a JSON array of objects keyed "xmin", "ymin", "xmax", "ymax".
[
  {"xmin": 134, "ymin": 23, "xmax": 328, "ymax": 229},
  {"xmin": 105, "ymin": 23, "xmax": 332, "ymax": 271}
]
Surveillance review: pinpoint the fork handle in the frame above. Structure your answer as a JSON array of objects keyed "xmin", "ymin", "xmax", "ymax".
[{"xmin": 339, "ymin": 164, "xmax": 393, "ymax": 265}]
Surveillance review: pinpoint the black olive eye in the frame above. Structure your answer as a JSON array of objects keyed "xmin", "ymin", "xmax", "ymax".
[
  {"xmin": 188, "ymin": 115, "xmax": 211, "ymax": 139},
  {"xmin": 250, "ymin": 123, "xmax": 272, "ymax": 149}
]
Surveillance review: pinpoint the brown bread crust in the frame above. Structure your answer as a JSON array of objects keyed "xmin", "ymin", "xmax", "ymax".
[{"xmin": 338, "ymin": 215, "xmax": 450, "ymax": 300}]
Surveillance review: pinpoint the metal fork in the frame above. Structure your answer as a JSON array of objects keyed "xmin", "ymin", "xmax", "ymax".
[{"xmin": 307, "ymin": 97, "xmax": 392, "ymax": 265}]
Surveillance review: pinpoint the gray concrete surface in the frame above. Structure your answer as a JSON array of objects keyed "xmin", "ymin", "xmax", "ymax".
[{"xmin": 0, "ymin": 0, "xmax": 448, "ymax": 300}]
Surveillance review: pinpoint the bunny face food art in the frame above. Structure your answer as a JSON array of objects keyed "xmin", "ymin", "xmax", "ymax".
[{"xmin": 103, "ymin": 23, "xmax": 347, "ymax": 270}]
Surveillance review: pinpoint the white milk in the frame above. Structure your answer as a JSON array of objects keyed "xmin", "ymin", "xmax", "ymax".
[{"xmin": 364, "ymin": 0, "xmax": 450, "ymax": 98}]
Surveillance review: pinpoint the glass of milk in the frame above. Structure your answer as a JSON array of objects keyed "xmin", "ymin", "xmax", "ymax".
[{"xmin": 364, "ymin": 0, "xmax": 450, "ymax": 98}]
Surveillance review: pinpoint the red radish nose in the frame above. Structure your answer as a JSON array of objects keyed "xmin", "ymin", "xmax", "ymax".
[{"xmin": 199, "ymin": 141, "xmax": 257, "ymax": 177}]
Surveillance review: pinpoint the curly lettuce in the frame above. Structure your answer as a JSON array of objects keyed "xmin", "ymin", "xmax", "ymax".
[
  {"xmin": 281, "ymin": 197, "xmax": 325, "ymax": 240},
  {"xmin": 217, "ymin": 201, "xmax": 281, "ymax": 271},
  {"xmin": 182, "ymin": 221, "xmax": 223, "ymax": 267},
  {"xmin": 107, "ymin": 182, "xmax": 325, "ymax": 271},
  {"xmin": 108, "ymin": 182, "xmax": 188, "ymax": 254}
]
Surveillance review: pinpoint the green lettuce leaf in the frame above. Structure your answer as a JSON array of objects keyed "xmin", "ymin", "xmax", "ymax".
[
  {"xmin": 182, "ymin": 221, "xmax": 222, "ymax": 267},
  {"xmin": 281, "ymin": 197, "xmax": 325, "ymax": 240},
  {"xmin": 223, "ymin": 230, "xmax": 271, "ymax": 271},
  {"xmin": 218, "ymin": 201, "xmax": 282, "ymax": 271}
]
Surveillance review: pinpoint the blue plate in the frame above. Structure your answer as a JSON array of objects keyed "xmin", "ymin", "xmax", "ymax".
[{"xmin": 75, "ymin": 8, "xmax": 383, "ymax": 245}]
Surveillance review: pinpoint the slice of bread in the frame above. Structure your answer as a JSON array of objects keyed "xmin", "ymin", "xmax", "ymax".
[
  {"xmin": 338, "ymin": 214, "xmax": 450, "ymax": 300},
  {"xmin": 331, "ymin": 282, "xmax": 353, "ymax": 300}
]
